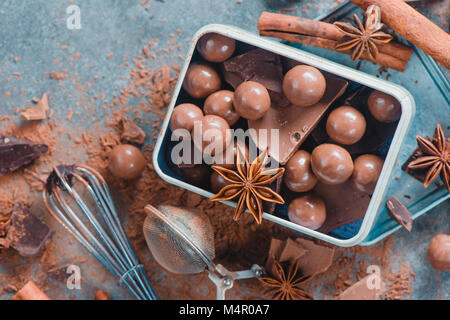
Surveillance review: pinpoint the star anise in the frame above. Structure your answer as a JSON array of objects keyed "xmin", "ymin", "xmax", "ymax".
[
  {"xmin": 408, "ymin": 124, "xmax": 450, "ymax": 192},
  {"xmin": 210, "ymin": 148, "xmax": 284, "ymax": 224},
  {"xmin": 259, "ymin": 260, "xmax": 313, "ymax": 300},
  {"xmin": 334, "ymin": 5, "xmax": 393, "ymax": 61}
]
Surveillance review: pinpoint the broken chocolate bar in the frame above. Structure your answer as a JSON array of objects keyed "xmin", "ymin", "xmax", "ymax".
[
  {"xmin": 0, "ymin": 135, "xmax": 48, "ymax": 176},
  {"xmin": 248, "ymin": 75, "xmax": 348, "ymax": 164},
  {"xmin": 386, "ymin": 196, "xmax": 413, "ymax": 232},
  {"xmin": 0, "ymin": 204, "xmax": 53, "ymax": 257}
]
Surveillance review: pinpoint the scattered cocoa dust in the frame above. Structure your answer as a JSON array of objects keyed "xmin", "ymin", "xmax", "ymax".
[{"xmin": 0, "ymin": 23, "xmax": 417, "ymax": 300}]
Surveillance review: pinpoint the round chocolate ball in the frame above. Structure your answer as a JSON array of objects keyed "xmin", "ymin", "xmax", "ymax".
[
  {"xmin": 311, "ymin": 144, "xmax": 354, "ymax": 185},
  {"xmin": 351, "ymin": 154, "xmax": 384, "ymax": 194},
  {"xmin": 204, "ymin": 90, "xmax": 240, "ymax": 125},
  {"xmin": 233, "ymin": 81, "xmax": 271, "ymax": 120},
  {"xmin": 368, "ymin": 90, "xmax": 401, "ymax": 123},
  {"xmin": 284, "ymin": 150, "xmax": 318, "ymax": 192},
  {"xmin": 180, "ymin": 164, "xmax": 210, "ymax": 185},
  {"xmin": 288, "ymin": 194, "xmax": 327, "ymax": 230},
  {"xmin": 108, "ymin": 144, "xmax": 146, "ymax": 180},
  {"xmin": 193, "ymin": 115, "xmax": 231, "ymax": 156},
  {"xmin": 212, "ymin": 139, "xmax": 249, "ymax": 169},
  {"xmin": 197, "ymin": 33, "xmax": 236, "ymax": 63},
  {"xmin": 427, "ymin": 234, "xmax": 450, "ymax": 271},
  {"xmin": 210, "ymin": 171, "xmax": 231, "ymax": 193},
  {"xmin": 183, "ymin": 63, "xmax": 221, "ymax": 99},
  {"xmin": 326, "ymin": 106, "xmax": 366, "ymax": 145},
  {"xmin": 282, "ymin": 65, "xmax": 326, "ymax": 107},
  {"xmin": 170, "ymin": 103, "xmax": 203, "ymax": 132}
]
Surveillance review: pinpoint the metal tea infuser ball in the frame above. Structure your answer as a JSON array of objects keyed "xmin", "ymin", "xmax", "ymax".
[{"xmin": 143, "ymin": 203, "xmax": 264, "ymax": 300}]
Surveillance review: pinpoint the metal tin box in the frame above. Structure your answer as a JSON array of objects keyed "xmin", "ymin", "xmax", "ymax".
[{"xmin": 153, "ymin": 24, "xmax": 415, "ymax": 247}]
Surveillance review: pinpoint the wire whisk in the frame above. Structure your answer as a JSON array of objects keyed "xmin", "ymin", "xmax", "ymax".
[{"xmin": 43, "ymin": 164, "xmax": 158, "ymax": 300}]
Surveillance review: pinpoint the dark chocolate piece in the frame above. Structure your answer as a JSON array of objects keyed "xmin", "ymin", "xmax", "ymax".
[
  {"xmin": 222, "ymin": 48, "xmax": 283, "ymax": 93},
  {"xmin": 386, "ymin": 196, "xmax": 413, "ymax": 232},
  {"xmin": 248, "ymin": 75, "xmax": 348, "ymax": 164},
  {"xmin": 0, "ymin": 204, "xmax": 53, "ymax": 257},
  {"xmin": 0, "ymin": 135, "xmax": 48, "ymax": 176}
]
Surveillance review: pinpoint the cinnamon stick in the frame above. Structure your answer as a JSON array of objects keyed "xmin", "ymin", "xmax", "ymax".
[
  {"xmin": 12, "ymin": 281, "xmax": 51, "ymax": 300},
  {"xmin": 260, "ymin": 30, "xmax": 409, "ymax": 72},
  {"xmin": 350, "ymin": 0, "xmax": 450, "ymax": 69},
  {"xmin": 258, "ymin": 12, "xmax": 412, "ymax": 71}
]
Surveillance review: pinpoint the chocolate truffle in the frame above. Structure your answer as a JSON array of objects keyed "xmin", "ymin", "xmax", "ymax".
[
  {"xmin": 351, "ymin": 154, "xmax": 384, "ymax": 194},
  {"xmin": 210, "ymin": 171, "xmax": 231, "ymax": 193},
  {"xmin": 234, "ymin": 81, "xmax": 271, "ymax": 120},
  {"xmin": 311, "ymin": 144, "xmax": 354, "ymax": 185},
  {"xmin": 427, "ymin": 234, "xmax": 450, "ymax": 271},
  {"xmin": 108, "ymin": 144, "xmax": 146, "ymax": 179},
  {"xmin": 193, "ymin": 115, "xmax": 231, "ymax": 156},
  {"xmin": 197, "ymin": 33, "xmax": 236, "ymax": 63},
  {"xmin": 368, "ymin": 90, "xmax": 401, "ymax": 123},
  {"xmin": 183, "ymin": 63, "xmax": 221, "ymax": 99},
  {"xmin": 211, "ymin": 139, "xmax": 249, "ymax": 169},
  {"xmin": 284, "ymin": 150, "xmax": 317, "ymax": 192},
  {"xmin": 170, "ymin": 103, "xmax": 203, "ymax": 132},
  {"xmin": 326, "ymin": 106, "xmax": 366, "ymax": 145},
  {"xmin": 288, "ymin": 194, "xmax": 327, "ymax": 230},
  {"xmin": 204, "ymin": 90, "xmax": 240, "ymax": 125},
  {"xmin": 180, "ymin": 164, "xmax": 210, "ymax": 185},
  {"xmin": 282, "ymin": 65, "xmax": 326, "ymax": 107}
]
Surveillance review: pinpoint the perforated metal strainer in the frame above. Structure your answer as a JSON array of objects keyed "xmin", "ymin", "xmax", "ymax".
[{"xmin": 143, "ymin": 204, "xmax": 263, "ymax": 300}]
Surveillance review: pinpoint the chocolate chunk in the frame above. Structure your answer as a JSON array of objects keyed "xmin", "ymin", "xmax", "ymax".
[
  {"xmin": 222, "ymin": 48, "xmax": 283, "ymax": 93},
  {"xmin": 336, "ymin": 275, "xmax": 383, "ymax": 300},
  {"xmin": 0, "ymin": 135, "xmax": 48, "ymax": 176},
  {"xmin": 0, "ymin": 204, "xmax": 53, "ymax": 257},
  {"xmin": 248, "ymin": 75, "xmax": 348, "ymax": 164},
  {"xmin": 386, "ymin": 196, "xmax": 413, "ymax": 232},
  {"xmin": 265, "ymin": 237, "xmax": 334, "ymax": 278},
  {"xmin": 119, "ymin": 118, "xmax": 146, "ymax": 145},
  {"xmin": 295, "ymin": 239, "xmax": 334, "ymax": 278},
  {"xmin": 47, "ymin": 264, "xmax": 72, "ymax": 283}
]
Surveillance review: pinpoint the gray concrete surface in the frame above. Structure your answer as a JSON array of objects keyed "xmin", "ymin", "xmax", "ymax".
[{"xmin": 0, "ymin": 0, "xmax": 448, "ymax": 300}]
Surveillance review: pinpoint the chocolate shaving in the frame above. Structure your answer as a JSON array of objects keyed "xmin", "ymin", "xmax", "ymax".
[
  {"xmin": 386, "ymin": 196, "xmax": 413, "ymax": 232},
  {"xmin": 119, "ymin": 118, "xmax": 146, "ymax": 145},
  {"xmin": 20, "ymin": 93, "xmax": 50, "ymax": 121},
  {"xmin": 0, "ymin": 135, "xmax": 48, "ymax": 176}
]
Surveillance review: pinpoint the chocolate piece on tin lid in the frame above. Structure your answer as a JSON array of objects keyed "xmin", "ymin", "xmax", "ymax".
[
  {"xmin": 0, "ymin": 204, "xmax": 53, "ymax": 257},
  {"xmin": 386, "ymin": 196, "xmax": 413, "ymax": 232},
  {"xmin": 0, "ymin": 135, "xmax": 48, "ymax": 176},
  {"xmin": 248, "ymin": 75, "xmax": 348, "ymax": 165}
]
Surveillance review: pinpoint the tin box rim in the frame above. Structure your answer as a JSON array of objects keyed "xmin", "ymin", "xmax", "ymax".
[{"xmin": 152, "ymin": 24, "xmax": 415, "ymax": 247}]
